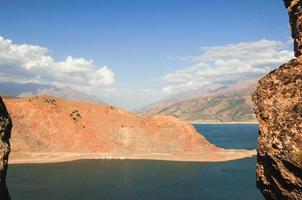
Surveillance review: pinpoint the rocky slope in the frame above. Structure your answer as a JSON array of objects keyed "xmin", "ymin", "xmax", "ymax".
[
  {"xmin": 3, "ymin": 96, "xmax": 254, "ymax": 163},
  {"xmin": 252, "ymin": 0, "xmax": 302, "ymax": 199},
  {"xmin": 141, "ymin": 78, "xmax": 257, "ymax": 123},
  {"xmin": 0, "ymin": 97, "xmax": 12, "ymax": 200}
]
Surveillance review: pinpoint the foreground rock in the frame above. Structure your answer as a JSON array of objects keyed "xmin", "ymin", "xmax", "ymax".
[
  {"xmin": 252, "ymin": 1, "xmax": 302, "ymax": 199},
  {"xmin": 253, "ymin": 59, "xmax": 302, "ymax": 200},
  {"xmin": 0, "ymin": 97, "xmax": 12, "ymax": 200},
  {"xmin": 284, "ymin": 0, "xmax": 302, "ymax": 57},
  {"xmin": 4, "ymin": 96, "xmax": 254, "ymax": 163}
]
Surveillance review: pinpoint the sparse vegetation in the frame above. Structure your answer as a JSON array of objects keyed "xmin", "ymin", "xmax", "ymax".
[
  {"xmin": 43, "ymin": 97, "xmax": 57, "ymax": 105},
  {"xmin": 70, "ymin": 109, "xmax": 82, "ymax": 121}
]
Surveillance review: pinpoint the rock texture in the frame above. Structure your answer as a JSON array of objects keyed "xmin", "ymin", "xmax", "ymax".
[
  {"xmin": 253, "ymin": 59, "xmax": 302, "ymax": 200},
  {"xmin": 0, "ymin": 97, "xmax": 12, "ymax": 200},
  {"xmin": 252, "ymin": 1, "xmax": 302, "ymax": 199},
  {"xmin": 284, "ymin": 0, "xmax": 302, "ymax": 57}
]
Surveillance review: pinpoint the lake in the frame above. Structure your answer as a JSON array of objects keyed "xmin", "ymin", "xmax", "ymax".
[{"xmin": 7, "ymin": 124, "xmax": 264, "ymax": 200}]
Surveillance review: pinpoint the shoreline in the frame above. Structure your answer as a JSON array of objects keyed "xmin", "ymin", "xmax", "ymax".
[
  {"xmin": 9, "ymin": 149, "xmax": 256, "ymax": 165},
  {"xmin": 190, "ymin": 121, "xmax": 258, "ymax": 125}
]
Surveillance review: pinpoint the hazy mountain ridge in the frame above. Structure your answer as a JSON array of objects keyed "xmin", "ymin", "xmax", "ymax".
[
  {"xmin": 19, "ymin": 87, "xmax": 102, "ymax": 103},
  {"xmin": 0, "ymin": 81, "xmax": 102, "ymax": 103},
  {"xmin": 140, "ymin": 78, "xmax": 258, "ymax": 122},
  {"xmin": 0, "ymin": 81, "xmax": 49, "ymax": 96}
]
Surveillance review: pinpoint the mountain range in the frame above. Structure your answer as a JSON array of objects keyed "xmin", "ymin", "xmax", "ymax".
[
  {"xmin": 139, "ymin": 78, "xmax": 259, "ymax": 123},
  {"xmin": 0, "ymin": 77, "xmax": 259, "ymax": 123},
  {"xmin": 0, "ymin": 81, "xmax": 101, "ymax": 103}
]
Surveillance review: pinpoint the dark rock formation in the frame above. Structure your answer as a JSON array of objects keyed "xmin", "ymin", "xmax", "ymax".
[
  {"xmin": 0, "ymin": 97, "xmax": 12, "ymax": 200},
  {"xmin": 284, "ymin": 0, "xmax": 302, "ymax": 57},
  {"xmin": 252, "ymin": 1, "xmax": 302, "ymax": 199}
]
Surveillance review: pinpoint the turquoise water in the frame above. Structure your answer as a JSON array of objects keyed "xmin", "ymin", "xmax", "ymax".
[{"xmin": 7, "ymin": 124, "xmax": 264, "ymax": 200}]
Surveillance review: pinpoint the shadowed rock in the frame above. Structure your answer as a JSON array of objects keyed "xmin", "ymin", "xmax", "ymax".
[
  {"xmin": 284, "ymin": 0, "xmax": 302, "ymax": 57},
  {"xmin": 252, "ymin": 1, "xmax": 302, "ymax": 199},
  {"xmin": 0, "ymin": 97, "xmax": 12, "ymax": 200}
]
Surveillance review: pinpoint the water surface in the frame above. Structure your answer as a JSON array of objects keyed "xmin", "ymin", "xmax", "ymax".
[
  {"xmin": 194, "ymin": 124, "xmax": 259, "ymax": 149},
  {"xmin": 7, "ymin": 124, "xmax": 264, "ymax": 200}
]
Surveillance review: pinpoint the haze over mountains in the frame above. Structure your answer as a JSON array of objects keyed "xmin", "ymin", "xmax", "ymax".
[
  {"xmin": 139, "ymin": 77, "xmax": 258, "ymax": 123},
  {"xmin": 0, "ymin": 77, "xmax": 259, "ymax": 123},
  {"xmin": 0, "ymin": 81, "xmax": 102, "ymax": 103},
  {"xmin": 20, "ymin": 87, "xmax": 102, "ymax": 103}
]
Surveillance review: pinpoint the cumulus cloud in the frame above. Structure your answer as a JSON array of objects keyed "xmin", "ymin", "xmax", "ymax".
[
  {"xmin": 161, "ymin": 39, "xmax": 293, "ymax": 94},
  {"xmin": 0, "ymin": 36, "xmax": 114, "ymax": 89}
]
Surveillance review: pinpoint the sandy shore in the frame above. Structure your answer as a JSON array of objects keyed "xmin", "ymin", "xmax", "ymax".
[
  {"xmin": 190, "ymin": 121, "xmax": 258, "ymax": 124},
  {"xmin": 9, "ymin": 149, "xmax": 256, "ymax": 164}
]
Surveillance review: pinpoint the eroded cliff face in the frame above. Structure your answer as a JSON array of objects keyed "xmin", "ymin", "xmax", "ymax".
[
  {"xmin": 0, "ymin": 97, "xmax": 12, "ymax": 200},
  {"xmin": 284, "ymin": 0, "xmax": 302, "ymax": 57},
  {"xmin": 253, "ymin": 60, "xmax": 302, "ymax": 200},
  {"xmin": 252, "ymin": 0, "xmax": 302, "ymax": 199}
]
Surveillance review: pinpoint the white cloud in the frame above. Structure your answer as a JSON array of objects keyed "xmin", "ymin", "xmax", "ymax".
[
  {"xmin": 0, "ymin": 36, "xmax": 114, "ymax": 89},
  {"xmin": 0, "ymin": 36, "xmax": 294, "ymax": 110},
  {"xmin": 101, "ymin": 87, "xmax": 167, "ymax": 111},
  {"xmin": 104, "ymin": 39, "xmax": 295, "ymax": 109},
  {"xmin": 161, "ymin": 39, "xmax": 293, "ymax": 94}
]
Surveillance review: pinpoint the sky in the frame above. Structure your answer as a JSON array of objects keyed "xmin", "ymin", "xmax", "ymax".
[{"xmin": 0, "ymin": 0, "xmax": 294, "ymax": 110}]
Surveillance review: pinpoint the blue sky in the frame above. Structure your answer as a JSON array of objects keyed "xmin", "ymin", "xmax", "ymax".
[{"xmin": 0, "ymin": 0, "xmax": 294, "ymax": 110}]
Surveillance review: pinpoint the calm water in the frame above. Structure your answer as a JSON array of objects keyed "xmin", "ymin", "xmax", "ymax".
[
  {"xmin": 7, "ymin": 124, "xmax": 264, "ymax": 200},
  {"xmin": 194, "ymin": 124, "xmax": 259, "ymax": 150}
]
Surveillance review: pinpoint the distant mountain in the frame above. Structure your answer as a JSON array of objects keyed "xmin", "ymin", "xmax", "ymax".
[
  {"xmin": 139, "ymin": 78, "xmax": 259, "ymax": 123},
  {"xmin": 19, "ymin": 87, "xmax": 102, "ymax": 103},
  {"xmin": 0, "ymin": 81, "xmax": 102, "ymax": 103},
  {"xmin": 0, "ymin": 81, "xmax": 50, "ymax": 97}
]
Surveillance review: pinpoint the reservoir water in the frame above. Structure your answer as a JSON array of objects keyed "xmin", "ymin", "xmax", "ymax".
[{"xmin": 7, "ymin": 124, "xmax": 264, "ymax": 200}]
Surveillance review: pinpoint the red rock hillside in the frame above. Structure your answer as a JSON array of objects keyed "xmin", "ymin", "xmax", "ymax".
[
  {"xmin": 3, "ymin": 96, "xmax": 256, "ymax": 163},
  {"xmin": 5, "ymin": 96, "xmax": 217, "ymax": 154}
]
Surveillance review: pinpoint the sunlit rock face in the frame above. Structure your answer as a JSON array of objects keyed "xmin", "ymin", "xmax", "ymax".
[
  {"xmin": 252, "ymin": 1, "xmax": 302, "ymax": 199},
  {"xmin": 4, "ymin": 96, "xmax": 217, "ymax": 154},
  {"xmin": 253, "ymin": 59, "xmax": 302, "ymax": 200},
  {"xmin": 0, "ymin": 97, "xmax": 12, "ymax": 200},
  {"xmin": 3, "ymin": 95, "xmax": 256, "ymax": 163}
]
